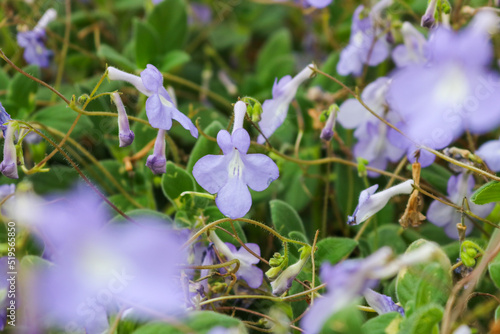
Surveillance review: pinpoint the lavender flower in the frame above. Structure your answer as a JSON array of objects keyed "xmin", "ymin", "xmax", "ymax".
[
  {"xmin": 209, "ymin": 231, "xmax": 263, "ymax": 289},
  {"xmin": 0, "ymin": 257, "xmax": 9, "ymax": 330},
  {"xmin": 17, "ymin": 8, "xmax": 57, "ymax": 67},
  {"xmin": 387, "ymin": 12, "xmax": 500, "ymax": 166},
  {"xmin": 270, "ymin": 246, "xmax": 311, "ymax": 295},
  {"xmin": 28, "ymin": 187, "xmax": 187, "ymax": 332},
  {"xmin": 392, "ymin": 22, "xmax": 428, "ymax": 68},
  {"xmin": 305, "ymin": 0, "xmax": 333, "ymax": 9},
  {"xmin": 190, "ymin": 3, "xmax": 212, "ymax": 25},
  {"xmin": 348, "ymin": 180, "xmax": 414, "ymax": 225},
  {"xmin": 336, "ymin": 3, "xmax": 392, "ymax": 77},
  {"xmin": 320, "ymin": 106, "xmax": 337, "ymax": 141},
  {"xmin": 107, "ymin": 65, "xmax": 198, "ymax": 138},
  {"xmin": 0, "ymin": 123, "xmax": 18, "ymax": 179},
  {"xmin": 193, "ymin": 101, "xmax": 279, "ymax": 218},
  {"xmin": 363, "ymin": 288, "xmax": 404, "ymax": 315},
  {"xmin": 0, "ymin": 102, "xmax": 12, "ymax": 137},
  {"xmin": 111, "ymin": 92, "xmax": 134, "ymax": 147},
  {"xmin": 257, "ymin": 64, "xmax": 314, "ymax": 144},
  {"xmin": 476, "ymin": 137, "xmax": 500, "ymax": 172},
  {"xmin": 421, "ymin": 0, "xmax": 437, "ymax": 28},
  {"xmin": 427, "ymin": 173, "xmax": 494, "ymax": 239},
  {"xmin": 146, "ymin": 129, "xmax": 167, "ymax": 175}
]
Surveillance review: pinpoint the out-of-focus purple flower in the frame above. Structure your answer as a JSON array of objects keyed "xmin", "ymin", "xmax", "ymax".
[
  {"xmin": 0, "ymin": 102, "xmax": 12, "ymax": 137},
  {"xmin": 107, "ymin": 66, "xmax": 198, "ymax": 138},
  {"xmin": 17, "ymin": 9, "xmax": 57, "ymax": 68},
  {"xmin": 190, "ymin": 3, "xmax": 212, "ymax": 24},
  {"xmin": 0, "ymin": 184, "xmax": 15, "ymax": 216},
  {"xmin": 28, "ymin": 187, "xmax": 187, "ymax": 332},
  {"xmin": 392, "ymin": 22, "xmax": 428, "ymax": 67},
  {"xmin": 337, "ymin": 3, "xmax": 392, "ymax": 77},
  {"xmin": 427, "ymin": 173, "xmax": 494, "ymax": 239},
  {"xmin": 194, "ymin": 102, "xmax": 279, "ymax": 218},
  {"xmin": 0, "ymin": 257, "xmax": 9, "ymax": 330},
  {"xmin": 421, "ymin": 0, "xmax": 437, "ymax": 28},
  {"xmin": 363, "ymin": 288, "xmax": 404, "ymax": 315},
  {"xmin": 348, "ymin": 180, "xmax": 414, "ymax": 225},
  {"xmin": 209, "ymin": 231, "xmax": 263, "ymax": 289},
  {"xmin": 146, "ymin": 129, "xmax": 167, "ymax": 175},
  {"xmin": 305, "ymin": 0, "xmax": 333, "ymax": 9},
  {"xmin": 111, "ymin": 92, "xmax": 134, "ymax": 147},
  {"xmin": 152, "ymin": 0, "xmax": 164, "ymax": 4},
  {"xmin": 0, "ymin": 123, "xmax": 18, "ymax": 179},
  {"xmin": 141, "ymin": 65, "xmax": 198, "ymax": 137},
  {"xmin": 476, "ymin": 137, "xmax": 500, "ymax": 172},
  {"xmin": 257, "ymin": 64, "xmax": 315, "ymax": 144},
  {"xmin": 388, "ymin": 11, "xmax": 500, "ymax": 167}
]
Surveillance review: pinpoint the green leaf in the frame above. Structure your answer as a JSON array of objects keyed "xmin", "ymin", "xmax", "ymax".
[
  {"xmin": 256, "ymin": 29, "xmax": 291, "ymax": 75},
  {"xmin": 160, "ymin": 50, "xmax": 190, "ymax": 72},
  {"xmin": 495, "ymin": 305, "xmax": 500, "ymax": 321},
  {"xmin": 187, "ymin": 121, "xmax": 224, "ymax": 173},
  {"xmin": 320, "ymin": 305, "xmax": 364, "ymax": 334},
  {"xmin": 161, "ymin": 162, "xmax": 196, "ymax": 208},
  {"xmin": 97, "ymin": 44, "xmax": 136, "ymax": 71},
  {"xmin": 133, "ymin": 19, "xmax": 159, "ymax": 68},
  {"xmin": 334, "ymin": 162, "xmax": 365, "ymax": 216},
  {"xmin": 314, "ymin": 237, "xmax": 358, "ymax": 267},
  {"xmin": 147, "ymin": 0, "xmax": 187, "ymax": 54},
  {"xmin": 27, "ymin": 166, "xmax": 79, "ymax": 194},
  {"xmin": 419, "ymin": 163, "xmax": 452, "ymax": 194},
  {"xmin": 361, "ymin": 312, "xmax": 403, "ymax": 334},
  {"xmin": 399, "ymin": 304, "xmax": 443, "ymax": 334},
  {"xmin": 471, "ymin": 181, "xmax": 500, "ymax": 205},
  {"xmin": 110, "ymin": 209, "xmax": 173, "ymax": 224},
  {"xmin": 31, "ymin": 103, "xmax": 94, "ymax": 139},
  {"xmin": 8, "ymin": 65, "xmax": 40, "ymax": 113},
  {"xmin": 270, "ymin": 199, "xmax": 307, "ymax": 241},
  {"xmin": 396, "ymin": 240, "xmax": 452, "ymax": 309},
  {"xmin": 368, "ymin": 225, "xmax": 407, "ymax": 255},
  {"xmin": 0, "ymin": 68, "xmax": 10, "ymax": 90},
  {"xmin": 289, "ymin": 231, "xmax": 309, "ymax": 244},
  {"xmin": 310, "ymin": 52, "xmax": 342, "ymax": 92}
]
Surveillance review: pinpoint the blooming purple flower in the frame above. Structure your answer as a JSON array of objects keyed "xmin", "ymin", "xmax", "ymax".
[
  {"xmin": 363, "ymin": 288, "xmax": 404, "ymax": 315},
  {"xmin": 146, "ymin": 129, "xmax": 167, "ymax": 175},
  {"xmin": 17, "ymin": 9, "xmax": 57, "ymax": 68},
  {"xmin": 348, "ymin": 180, "xmax": 414, "ymax": 225},
  {"xmin": 392, "ymin": 22, "xmax": 428, "ymax": 68},
  {"xmin": 194, "ymin": 102, "xmax": 279, "ymax": 218},
  {"xmin": 476, "ymin": 137, "xmax": 500, "ymax": 172},
  {"xmin": 387, "ymin": 11, "xmax": 500, "ymax": 166},
  {"xmin": 111, "ymin": 92, "xmax": 134, "ymax": 147},
  {"xmin": 28, "ymin": 187, "xmax": 188, "ymax": 332},
  {"xmin": 305, "ymin": 0, "xmax": 333, "ymax": 9},
  {"xmin": 336, "ymin": 3, "xmax": 392, "ymax": 77},
  {"xmin": 209, "ymin": 231, "xmax": 263, "ymax": 289},
  {"xmin": 0, "ymin": 123, "xmax": 18, "ymax": 179},
  {"xmin": 107, "ymin": 65, "xmax": 198, "ymax": 138},
  {"xmin": 427, "ymin": 173, "xmax": 494, "ymax": 239},
  {"xmin": 257, "ymin": 64, "xmax": 314, "ymax": 144},
  {"xmin": 0, "ymin": 102, "xmax": 12, "ymax": 137}
]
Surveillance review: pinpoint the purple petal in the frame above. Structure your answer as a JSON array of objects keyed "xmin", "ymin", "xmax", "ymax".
[
  {"xmin": 235, "ymin": 243, "xmax": 261, "ymax": 265},
  {"xmin": 241, "ymin": 154, "xmax": 279, "ymax": 192},
  {"xmin": 305, "ymin": 0, "xmax": 333, "ymax": 8},
  {"xmin": 238, "ymin": 263, "xmax": 263, "ymax": 289},
  {"xmin": 192, "ymin": 155, "xmax": 229, "ymax": 194},
  {"xmin": 141, "ymin": 64, "xmax": 163, "ymax": 92},
  {"xmin": 171, "ymin": 108, "xmax": 198, "ymax": 138},
  {"xmin": 476, "ymin": 138, "xmax": 500, "ymax": 172},
  {"xmin": 232, "ymin": 128, "xmax": 250, "ymax": 154},
  {"xmin": 215, "ymin": 177, "xmax": 252, "ymax": 219},
  {"xmin": 145, "ymin": 94, "xmax": 173, "ymax": 130},
  {"xmin": 217, "ymin": 130, "xmax": 233, "ymax": 155},
  {"xmin": 273, "ymin": 76, "xmax": 292, "ymax": 97}
]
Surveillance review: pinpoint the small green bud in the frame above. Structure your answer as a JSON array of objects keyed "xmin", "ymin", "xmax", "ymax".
[
  {"xmin": 252, "ymin": 102, "xmax": 263, "ymax": 122},
  {"xmin": 357, "ymin": 157, "xmax": 369, "ymax": 178},
  {"xmin": 319, "ymin": 111, "xmax": 328, "ymax": 123},
  {"xmin": 266, "ymin": 266, "xmax": 283, "ymax": 280},
  {"xmin": 211, "ymin": 282, "xmax": 227, "ymax": 293}
]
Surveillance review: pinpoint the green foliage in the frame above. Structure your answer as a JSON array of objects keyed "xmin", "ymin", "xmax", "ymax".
[
  {"xmin": 361, "ymin": 312, "xmax": 403, "ymax": 334},
  {"xmin": 399, "ymin": 304, "xmax": 443, "ymax": 334},
  {"xmin": 270, "ymin": 199, "xmax": 307, "ymax": 240},
  {"xmin": 471, "ymin": 181, "xmax": 500, "ymax": 205},
  {"xmin": 161, "ymin": 161, "xmax": 196, "ymax": 208},
  {"xmin": 314, "ymin": 237, "xmax": 358, "ymax": 267}
]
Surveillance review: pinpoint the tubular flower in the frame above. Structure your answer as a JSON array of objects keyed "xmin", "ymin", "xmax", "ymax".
[
  {"xmin": 0, "ymin": 123, "xmax": 18, "ymax": 179},
  {"xmin": 111, "ymin": 92, "xmax": 134, "ymax": 147}
]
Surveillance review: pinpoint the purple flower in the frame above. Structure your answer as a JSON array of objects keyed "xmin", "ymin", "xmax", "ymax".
[
  {"xmin": 209, "ymin": 231, "xmax": 263, "ymax": 289},
  {"xmin": 421, "ymin": 0, "xmax": 437, "ymax": 28},
  {"xmin": 0, "ymin": 102, "xmax": 12, "ymax": 137},
  {"xmin": 305, "ymin": 0, "xmax": 333, "ymax": 9},
  {"xmin": 427, "ymin": 173, "xmax": 494, "ymax": 239},
  {"xmin": 257, "ymin": 64, "xmax": 314, "ymax": 144},
  {"xmin": 387, "ymin": 12, "xmax": 500, "ymax": 166},
  {"xmin": 194, "ymin": 102, "xmax": 279, "ymax": 218},
  {"xmin": 146, "ymin": 129, "xmax": 167, "ymax": 175},
  {"xmin": 107, "ymin": 65, "xmax": 198, "ymax": 138},
  {"xmin": 0, "ymin": 123, "xmax": 18, "ymax": 179},
  {"xmin": 141, "ymin": 65, "xmax": 198, "ymax": 137},
  {"xmin": 190, "ymin": 3, "xmax": 212, "ymax": 24},
  {"xmin": 363, "ymin": 288, "xmax": 404, "ymax": 315},
  {"xmin": 392, "ymin": 22, "xmax": 428, "ymax": 68},
  {"xmin": 0, "ymin": 257, "xmax": 10, "ymax": 330},
  {"xmin": 320, "ymin": 106, "xmax": 337, "ymax": 141},
  {"xmin": 28, "ymin": 187, "xmax": 188, "ymax": 332},
  {"xmin": 337, "ymin": 3, "xmax": 392, "ymax": 77},
  {"xmin": 111, "ymin": 93, "xmax": 134, "ymax": 147},
  {"xmin": 16, "ymin": 9, "xmax": 57, "ymax": 68},
  {"xmin": 476, "ymin": 137, "xmax": 500, "ymax": 172},
  {"xmin": 348, "ymin": 180, "xmax": 414, "ymax": 225}
]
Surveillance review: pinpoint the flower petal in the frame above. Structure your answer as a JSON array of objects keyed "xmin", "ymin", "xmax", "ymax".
[
  {"xmin": 427, "ymin": 200, "xmax": 455, "ymax": 227},
  {"xmin": 232, "ymin": 128, "xmax": 250, "ymax": 154},
  {"xmin": 171, "ymin": 109, "xmax": 198, "ymax": 138},
  {"xmin": 217, "ymin": 130, "xmax": 233, "ymax": 155},
  {"xmin": 237, "ymin": 262, "xmax": 263, "ymax": 289},
  {"xmin": 145, "ymin": 94, "xmax": 173, "ymax": 130},
  {"xmin": 215, "ymin": 177, "xmax": 252, "ymax": 219},
  {"xmin": 242, "ymin": 154, "xmax": 279, "ymax": 192},
  {"xmin": 140, "ymin": 64, "xmax": 163, "ymax": 92},
  {"xmin": 235, "ymin": 243, "xmax": 261, "ymax": 265},
  {"xmin": 192, "ymin": 155, "xmax": 229, "ymax": 194}
]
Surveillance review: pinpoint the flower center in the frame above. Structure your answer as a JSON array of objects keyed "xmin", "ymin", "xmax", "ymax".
[
  {"xmin": 228, "ymin": 150, "xmax": 244, "ymax": 179},
  {"xmin": 434, "ymin": 65, "xmax": 469, "ymax": 105},
  {"xmin": 159, "ymin": 94, "xmax": 174, "ymax": 108}
]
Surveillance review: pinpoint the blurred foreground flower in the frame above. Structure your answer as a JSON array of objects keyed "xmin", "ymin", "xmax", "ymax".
[{"xmin": 0, "ymin": 123, "xmax": 18, "ymax": 179}]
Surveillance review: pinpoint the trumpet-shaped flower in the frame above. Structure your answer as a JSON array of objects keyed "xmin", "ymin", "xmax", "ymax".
[
  {"xmin": 0, "ymin": 123, "xmax": 18, "ymax": 179},
  {"xmin": 111, "ymin": 92, "xmax": 134, "ymax": 147},
  {"xmin": 348, "ymin": 180, "xmax": 414, "ymax": 225},
  {"xmin": 363, "ymin": 288, "xmax": 404, "ymax": 315},
  {"xmin": 476, "ymin": 137, "xmax": 500, "ymax": 172},
  {"xmin": 146, "ymin": 129, "xmax": 167, "ymax": 174},
  {"xmin": 16, "ymin": 9, "xmax": 57, "ymax": 67},
  {"xmin": 336, "ymin": 3, "xmax": 392, "ymax": 77},
  {"xmin": 427, "ymin": 173, "xmax": 494, "ymax": 238},
  {"xmin": 194, "ymin": 102, "xmax": 279, "ymax": 218},
  {"xmin": 257, "ymin": 64, "xmax": 314, "ymax": 144},
  {"xmin": 209, "ymin": 231, "xmax": 263, "ymax": 289}
]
